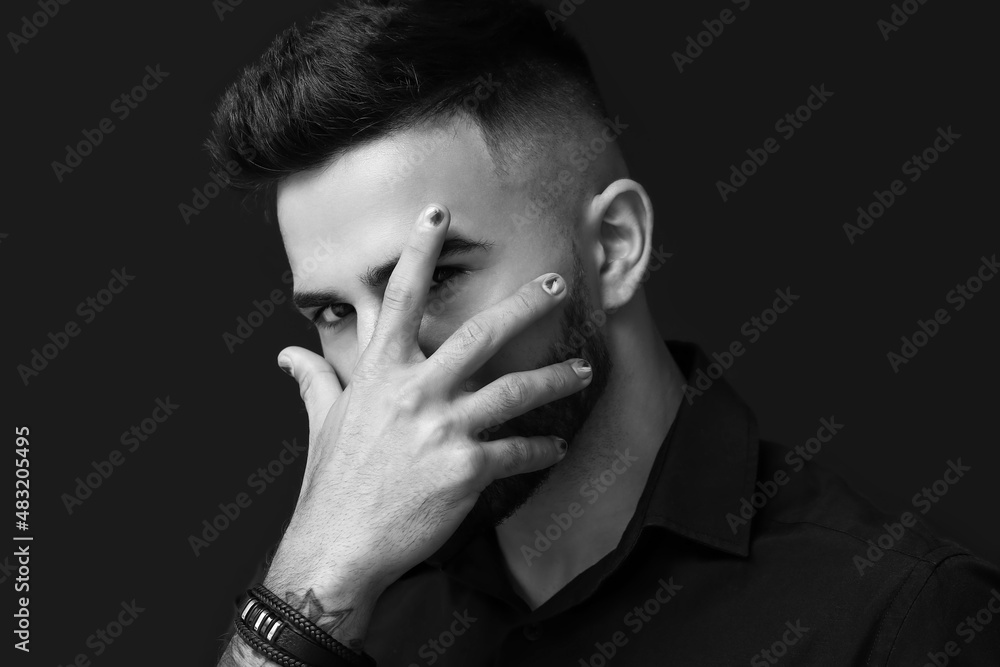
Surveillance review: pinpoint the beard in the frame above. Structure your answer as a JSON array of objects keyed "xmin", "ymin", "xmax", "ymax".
[{"xmin": 470, "ymin": 255, "xmax": 613, "ymax": 527}]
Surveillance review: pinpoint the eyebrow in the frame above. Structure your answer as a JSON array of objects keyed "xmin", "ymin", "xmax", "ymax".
[{"xmin": 292, "ymin": 235, "xmax": 494, "ymax": 311}]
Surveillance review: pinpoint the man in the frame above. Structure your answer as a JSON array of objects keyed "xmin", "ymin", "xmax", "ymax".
[{"xmin": 209, "ymin": 1, "xmax": 1000, "ymax": 664}]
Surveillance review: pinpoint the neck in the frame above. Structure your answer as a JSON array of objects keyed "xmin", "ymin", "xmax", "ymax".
[{"xmin": 494, "ymin": 294, "xmax": 684, "ymax": 610}]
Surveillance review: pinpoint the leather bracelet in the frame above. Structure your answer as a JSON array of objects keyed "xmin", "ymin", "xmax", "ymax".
[
  {"xmin": 250, "ymin": 585, "xmax": 375, "ymax": 667},
  {"xmin": 238, "ymin": 593, "xmax": 348, "ymax": 666},
  {"xmin": 234, "ymin": 616, "xmax": 310, "ymax": 667},
  {"xmin": 236, "ymin": 588, "xmax": 376, "ymax": 667}
]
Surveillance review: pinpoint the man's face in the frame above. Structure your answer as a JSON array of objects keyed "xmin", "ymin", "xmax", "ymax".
[{"xmin": 277, "ymin": 119, "xmax": 611, "ymax": 524}]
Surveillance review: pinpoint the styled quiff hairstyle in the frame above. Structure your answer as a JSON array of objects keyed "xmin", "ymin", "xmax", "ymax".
[{"xmin": 205, "ymin": 0, "xmax": 609, "ymax": 202}]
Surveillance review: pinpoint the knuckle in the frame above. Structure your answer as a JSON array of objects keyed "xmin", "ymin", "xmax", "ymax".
[
  {"xmin": 405, "ymin": 238, "xmax": 431, "ymax": 258},
  {"xmin": 349, "ymin": 361, "xmax": 378, "ymax": 387},
  {"xmin": 453, "ymin": 445, "xmax": 486, "ymax": 484},
  {"xmin": 388, "ymin": 378, "xmax": 425, "ymax": 414},
  {"xmin": 372, "ymin": 331, "xmax": 409, "ymax": 362},
  {"xmin": 509, "ymin": 288, "xmax": 535, "ymax": 315},
  {"xmin": 498, "ymin": 374, "xmax": 530, "ymax": 410},
  {"xmin": 503, "ymin": 438, "xmax": 531, "ymax": 474},
  {"xmin": 298, "ymin": 373, "xmax": 315, "ymax": 404},
  {"xmin": 543, "ymin": 369, "xmax": 568, "ymax": 395},
  {"xmin": 457, "ymin": 318, "xmax": 495, "ymax": 352},
  {"xmin": 382, "ymin": 282, "xmax": 415, "ymax": 311}
]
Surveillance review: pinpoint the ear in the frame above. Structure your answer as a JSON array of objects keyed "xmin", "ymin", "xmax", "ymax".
[{"xmin": 586, "ymin": 178, "xmax": 654, "ymax": 311}]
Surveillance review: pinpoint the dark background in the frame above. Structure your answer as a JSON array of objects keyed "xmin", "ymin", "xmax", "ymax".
[{"xmin": 4, "ymin": 0, "xmax": 996, "ymax": 664}]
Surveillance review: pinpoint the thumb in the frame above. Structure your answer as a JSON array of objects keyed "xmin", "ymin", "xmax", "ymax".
[{"xmin": 277, "ymin": 346, "xmax": 343, "ymax": 434}]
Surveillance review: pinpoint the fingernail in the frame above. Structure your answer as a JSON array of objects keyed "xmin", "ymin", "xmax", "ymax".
[
  {"xmin": 277, "ymin": 356, "xmax": 294, "ymax": 376},
  {"xmin": 542, "ymin": 274, "xmax": 564, "ymax": 295},
  {"xmin": 554, "ymin": 437, "xmax": 568, "ymax": 454},
  {"xmin": 427, "ymin": 206, "xmax": 444, "ymax": 226},
  {"xmin": 573, "ymin": 359, "xmax": 592, "ymax": 377}
]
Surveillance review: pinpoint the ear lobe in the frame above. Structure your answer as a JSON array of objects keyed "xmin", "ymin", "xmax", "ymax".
[{"xmin": 591, "ymin": 179, "xmax": 654, "ymax": 311}]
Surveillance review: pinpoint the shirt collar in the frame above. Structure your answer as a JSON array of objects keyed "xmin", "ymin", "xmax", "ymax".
[
  {"xmin": 637, "ymin": 340, "xmax": 759, "ymax": 556},
  {"xmin": 426, "ymin": 340, "xmax": 760, "ymax": 567}
]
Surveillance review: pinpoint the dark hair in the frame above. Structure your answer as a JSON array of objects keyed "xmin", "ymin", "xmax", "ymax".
[{"xmin": 205, "ymin": 0, "xmax": 608, "ymax": 200}]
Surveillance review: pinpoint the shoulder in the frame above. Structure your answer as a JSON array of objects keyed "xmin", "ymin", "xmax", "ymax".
[
  {"xmin": 752, "ymin": 439, "xmax": 976, "ymax": 569},
  {"xmin": 751, "ymin": 439, "xmax": 1000, "ymax": 664}
]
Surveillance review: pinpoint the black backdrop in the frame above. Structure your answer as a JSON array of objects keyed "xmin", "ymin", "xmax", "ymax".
[{"xmin": 5, "ymin": 0, "xmax": 997, "ymax": 664}]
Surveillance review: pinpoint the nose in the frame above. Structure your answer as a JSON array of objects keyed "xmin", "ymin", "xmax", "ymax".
[{"xmin": 354, "ymin": 302, "xmax": 380, "ymax": 359}]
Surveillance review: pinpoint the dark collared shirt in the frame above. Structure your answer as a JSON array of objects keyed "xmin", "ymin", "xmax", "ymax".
[{"xmin": 364, "ymin": 341, "xmax": 1000, "ymax": 666}]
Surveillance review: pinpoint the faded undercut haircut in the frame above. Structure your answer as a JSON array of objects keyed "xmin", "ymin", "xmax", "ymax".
[{"xmin": 205, "ymin": 0, "xmax": 610, "ymax": 208}]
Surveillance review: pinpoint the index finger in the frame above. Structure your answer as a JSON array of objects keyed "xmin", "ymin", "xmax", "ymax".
[{"xmin": 367, "ymin": 204, "xmax": 451, "ymax": 359}]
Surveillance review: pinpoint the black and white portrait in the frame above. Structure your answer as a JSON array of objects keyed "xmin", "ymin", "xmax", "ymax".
[{"xmin": 8, "ymin": 1, "xmax": 998, "ymax": 665}]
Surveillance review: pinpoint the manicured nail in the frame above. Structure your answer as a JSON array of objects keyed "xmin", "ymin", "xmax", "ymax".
[
  {"xmin": 542, "ymin": 274, "xmax": 564, "ymax": 295},
  {"xmin": 554, "ymin": 437, "xmax": 568, "ymax": 454},
  {"xmin": 573, "ymin": 359, "xmax": 592, "ymax": 377},
  {"xmin": 427, "ymin": 206, "xmax": 444, "ymax": 226},
  {"xmin": 277, "ymin": 357, "xmax": 293, "ymax": 376}
]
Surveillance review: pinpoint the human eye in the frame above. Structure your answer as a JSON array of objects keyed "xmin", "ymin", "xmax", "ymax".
[
  {"xmin": 311, "ymin": 302, "xmax": 355, "ymax": 331},
  {"xmin": 430, "ymin": 265, "xmax": 469, "ymax": 291},
  {"xmin": 310, "ymin": 267, "xmax": 467, "ymax": 333}
]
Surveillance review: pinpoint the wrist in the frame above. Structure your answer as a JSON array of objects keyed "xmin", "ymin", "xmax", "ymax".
[
  {"xmin": 265, "ymin": 538, "xmax": 388, "ymax": 603},
  {"xmin": 261, "ymin": 556, "xmax": 385, "ymax": 653},
  {"xmin": 261, "ymin": 566, "xmax": 384, "ymax": 612},
  {"xmin": 238, "ymin": 586, "xmax": 377, "ymax": 666}
]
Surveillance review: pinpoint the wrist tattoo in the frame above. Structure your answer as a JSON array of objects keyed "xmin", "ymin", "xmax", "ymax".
[{"xmin": 284, "ymin": 588, "xmax": 356, "ymax": 639}]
